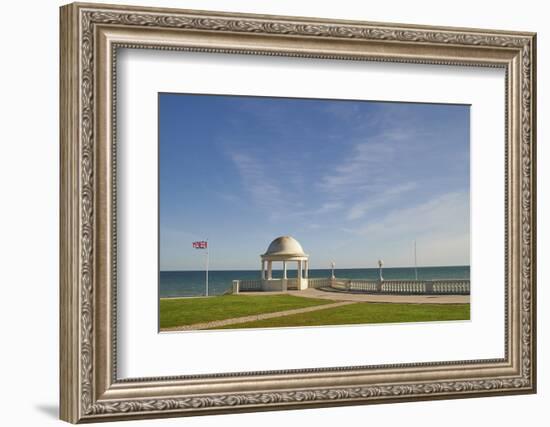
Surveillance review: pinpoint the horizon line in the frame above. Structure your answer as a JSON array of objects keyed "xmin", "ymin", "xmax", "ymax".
[{"xmin": 160, "ymin": 264, "xmax": 470, "ymax": 273}]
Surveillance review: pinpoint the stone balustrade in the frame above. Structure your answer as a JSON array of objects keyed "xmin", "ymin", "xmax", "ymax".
[
  {"xmin": 307, "ymin": 278, "xmax": 332, "ymax": 288},
  {"xmin": 432, "ymin": 281, "xmax": 470, "ymax": 294},
  {"xmin": 233, "ymin": 279, "xmax": 262, "ymax": 292},
  {"xmin": 233, "ymin": 278, "xmax": 470, "ymax": 295},
  {"xmin": 349, "ymin": 280, "xmax": 379, "ymax": 292},
  {"xmin": 333, "ymin": 279, "xmax": 470, "ymax": 295},
  {"xmin": 381, "ymin": 281, "xmax": 426, "ymax": 294}
]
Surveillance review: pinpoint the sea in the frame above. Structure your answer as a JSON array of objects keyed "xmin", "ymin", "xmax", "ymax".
[{"xmin": 159, "ymin": 266, "xmax": 470, "ymax": 298}]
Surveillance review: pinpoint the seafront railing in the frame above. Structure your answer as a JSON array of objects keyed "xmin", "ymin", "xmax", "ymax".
[
  {"xmin": 232, "ymin": 278, "xmax": 470, "ymax": 295},
  {"xmin": 381, "ymin": 281, "xmax": 426, "ymax": 294},
  {"xmin": 236, "ymin": 279, "xmax": 263, "ymax": 291},
  {"xmin": 432, "ymin": 281, "xmax": 470, "ymax": 294},
  {"xmin": 307, "ymin": 278, "xmax": 332, "ymax": 288},
  {"xmin": 232, "ymin": 278, "xmax": 301, "ymax": 292}
]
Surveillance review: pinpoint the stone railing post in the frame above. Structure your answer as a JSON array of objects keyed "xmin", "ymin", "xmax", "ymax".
[
  {"xmin": 425, "ymin": 281, "xmax": 434, "ymax": 294},
  {"xmin": 232, "ymin": 280, "xmax": 240, "ymax": 294}
]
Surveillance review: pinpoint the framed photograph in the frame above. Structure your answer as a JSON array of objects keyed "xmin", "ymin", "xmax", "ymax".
[
  {"xmin": 60, "ymin": 2, "xmax": 536, "ymax": 423},
  {"xmin": 157, "ymin": 94, "xmax": 472, "ymax": 333}
]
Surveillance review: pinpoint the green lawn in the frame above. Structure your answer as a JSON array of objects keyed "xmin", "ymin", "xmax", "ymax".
[
  {"xmin": 159, "ymin": 294, "xmax": 333, "ymax": 329},
  {"xmin": 213, "ymin": 302, "xmax": 470, "ymax": 329}
]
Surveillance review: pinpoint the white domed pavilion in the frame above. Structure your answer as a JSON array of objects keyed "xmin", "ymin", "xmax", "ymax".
[{"xmin": 261, "ymin": 236, "xmax": 309, "ymax": 291}]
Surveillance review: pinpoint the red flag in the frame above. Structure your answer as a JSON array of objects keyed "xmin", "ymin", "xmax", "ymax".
[{"xmin": 192, "ymin": 241, "xmax": 208, "ymax": 249}]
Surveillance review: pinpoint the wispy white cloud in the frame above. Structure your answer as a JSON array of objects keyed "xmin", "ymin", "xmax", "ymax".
[
  {"xmin": 229, "ymin": 151, "xmax": 286, "ymax": 213},
  {"xmin": 279, "ymin": 201, "xmax": 344, "ymax": 220},
  {"xmin": 307, "ymin": 223, "xmax": 322, "ymax": 230},
  {"xmin": 321, "ymin": 101, "xmax": 386, "ymax": 131},
  {"xmin": 346, "ymin": 191, "xmax": 469, "ymax": 238},
  {"xmin": 318, "ymin": 201, "xmax": 343, "ymax": 213},
  {"xmin": 229, "ymin": 149, "xmax": 347, "ymax": 221},
  {"xmin": 334, "ymin": 191, "xmax": 470, "ymax": 266},
  {"xmin": 213, "ymin": 191, "xmax": 241, "ymax": 203},
  {"xmin": 320, "ymin": 140, "xmax": 395, "ymax": 194},
  {"xmin": 317, "ymin": 130, "xmax": 421, "ymax": 224},
  {"xmin": 346, "ymin": 182, "xmax": 417, "ymax": 220}
]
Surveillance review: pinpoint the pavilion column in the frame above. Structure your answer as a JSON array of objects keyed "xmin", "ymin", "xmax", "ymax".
[
  {"xmin": 267, "ymin": 261, "xmax": 273, "ymax": 279},
  {"xmin": 261, "ymin": 260, "xmax": 265, "ymax": 279},
  {"xmin": 304, "ymin": 260, "xmax": 308, "ymax": 279},
  {"xmin": 283, "ymin": 261, "xmax": 287, "ymax": 279},
  {"xmin": 298, "ymin": 260, "xmax": 303, "ymax": 279}
]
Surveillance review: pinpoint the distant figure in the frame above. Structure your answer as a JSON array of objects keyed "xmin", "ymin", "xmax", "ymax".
[
  {"xmin": 378, "ymin": 259, "xmax": 384, "ymax": 282},
  {"xmin": 331, "ymin": 261, "xmax": 336, "ymax": 279}
]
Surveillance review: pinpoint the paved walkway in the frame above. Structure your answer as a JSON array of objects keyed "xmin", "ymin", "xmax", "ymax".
[
  {"xmin": 162, "ymin": 300, "xmax": 356, "ymax": 331},
  {"xmin": 243, "ymin": 287, "xmax": 470, "ymax": 304}
]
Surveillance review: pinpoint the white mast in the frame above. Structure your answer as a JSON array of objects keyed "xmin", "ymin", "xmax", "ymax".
[
  {"xmin": 414, "ymin": 240, "xmax": 418, "ymax": 281},
  {"xmin": 205, "ymin": 239, "xmax": 209, "ymax": 297}
]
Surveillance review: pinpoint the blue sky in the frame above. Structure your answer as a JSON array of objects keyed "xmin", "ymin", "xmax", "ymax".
[{"xmin": 159, "ymin": 93, "xmax": 470, "ymax": 271}]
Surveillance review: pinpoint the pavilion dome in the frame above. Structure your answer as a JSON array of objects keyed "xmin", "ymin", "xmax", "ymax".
[{"xmin": 264, "ymin": 236, "xmax": 306, "ymax": 257}]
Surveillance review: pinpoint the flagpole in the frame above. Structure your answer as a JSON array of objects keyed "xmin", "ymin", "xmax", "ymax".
[
  {"xmin": 205, "ymin": 239, "xmax": 209, "ymax": 297},
  {"xmin": 414, "ymin": 240, "xmax": 418, "ymax": 281}
]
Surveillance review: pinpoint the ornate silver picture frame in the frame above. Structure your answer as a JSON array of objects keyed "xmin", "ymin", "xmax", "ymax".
[{"xmin": 60, "ymin": 2, "xmax": 536, "ymax": 423}]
